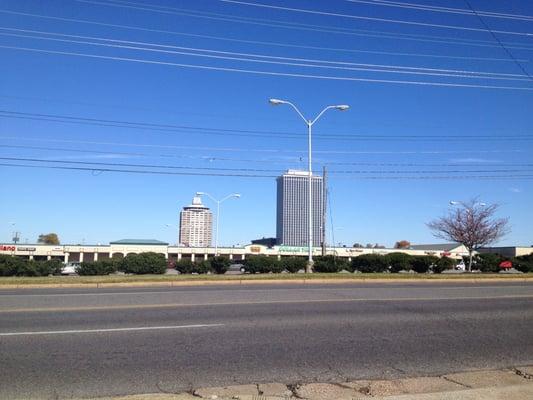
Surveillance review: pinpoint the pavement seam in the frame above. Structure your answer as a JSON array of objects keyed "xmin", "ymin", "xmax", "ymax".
[
  {"xmin": 440, "ymin": 375, "xmax": 472, "ymax": 389},
  {"xmin": 513, "ymin": 367, "xmax": 533, "ymax": 380}
]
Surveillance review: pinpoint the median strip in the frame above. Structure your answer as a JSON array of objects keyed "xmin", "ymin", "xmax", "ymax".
[{"xmin": 0, "ymin": 323, "xmax": 224, "ymax": 336}]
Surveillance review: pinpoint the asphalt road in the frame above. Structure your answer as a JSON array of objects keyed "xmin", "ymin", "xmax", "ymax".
[{"xmin": 1, "ymin": 282, "xmax": 532, "ymax": 399}]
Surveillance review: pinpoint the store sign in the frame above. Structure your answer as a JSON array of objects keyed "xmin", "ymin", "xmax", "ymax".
[
  {"xmin": 17, "ymin": 247, "xmax": 36, "ymax": 251},
  {"xmin": 0, "ymin": 245, "xmax": 16, "ymax": 251},
  {"xmin": 250, "ymin": 246, "xmax": 262, "ymax": 253},
  {"xmin": 279, "ymin": 246, "xmax": 307, "ymax": 253}
]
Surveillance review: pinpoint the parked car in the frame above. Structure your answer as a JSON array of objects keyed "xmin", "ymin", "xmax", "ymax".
[{"xmin": 61, "ymin": 262, "xmax": 80, "ymax": 275}]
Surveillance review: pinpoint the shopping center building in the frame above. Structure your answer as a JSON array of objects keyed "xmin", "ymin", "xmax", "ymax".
[{"xmin": 0, "ymin": 240, "xmax": 472, "ymax": 263}]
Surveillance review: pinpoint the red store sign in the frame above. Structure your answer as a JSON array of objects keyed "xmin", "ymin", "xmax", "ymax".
[{"xmin": 0, "ymin": 245, "xmax": 16, "ymax": 252}]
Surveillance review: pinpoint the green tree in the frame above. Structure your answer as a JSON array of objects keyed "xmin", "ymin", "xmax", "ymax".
[
  {"xmin": 279, "ymin": 257, "xmax": 307, "ymax": 273},
  {"xmin": 38, "ymin": 233, "xmax": 60, "ymax": 245},
  {"xmin": 388, "ymin": 252, "xmax": 411, "ymax": 273},
  {"xmin": 410, "ymin": 256, "xmax": 439, "ymax": 274},
  {"xmin": 313, "ymin": 256, "xmax": 347, "ymax": 273}
]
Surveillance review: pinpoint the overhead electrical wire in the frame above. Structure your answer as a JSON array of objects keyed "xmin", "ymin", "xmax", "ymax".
[
  {"xmin": 2, "ymin": 110, "xmax": 533, "ymax": 141},
  {"xmin": 1, "ymin": 28, "xmax": 528, "ymax": 82},
  {"xmin": 345, "ymin": 0, "xmax": 533, "ymax": 21},
  {"xmin": 0, "ymin": 136, "xmax": 526, "ymax": 156},
  {"xmin": 3, "ymin": 6, "xmax": 533, "ymax": 52},
  {"xmin": 2, "ymin": 44, "xmax": 533, "ymax": 91},
  {"xmin": 462, "ymin": 0, "xmax": 533, "ymax": 81},
  {"xmin": 2, "ymin": 162, "xmax": 532, "ymax": 180},
  {"xmin": 3, "ymin": 144, "xmax": 531, "ymax": 167},
  {"xmin": 218, "ymin": 0, "xmax": 533, "ymax": 37},
  {"xmin": 1, "ymin": 156, "xmax": 533, "ymax": 177}
]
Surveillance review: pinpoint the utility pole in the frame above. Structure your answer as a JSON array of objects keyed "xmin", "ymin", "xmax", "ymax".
[{"xmin": 321, "ymin": 166, "xmax": 327, "ymax": 257}]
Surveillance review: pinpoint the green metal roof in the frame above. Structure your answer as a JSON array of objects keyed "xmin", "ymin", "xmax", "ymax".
[{"xmin": 110, "ymin": 239, "xmax": 169, "ymax": 245}]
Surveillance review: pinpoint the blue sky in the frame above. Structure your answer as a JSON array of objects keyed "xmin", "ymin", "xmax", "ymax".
[{"xmin": 0, "ymin": 0, "xmax": 532, "ymax": 247}]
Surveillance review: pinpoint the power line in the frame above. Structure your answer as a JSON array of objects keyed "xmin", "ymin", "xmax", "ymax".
[
  {"xmin": 4, "ymin": 144, "xmax": 532, "ymax": 167},
  {"xmin": 2, "ymin": 44, "xmax": 533, "ymax": 91},
  {"xmin": 346, "ymin": 0, "xmax": 533, "ymax": 21},
  {"xmin": 3, "ymin": 28, "xmax": 528, "ymax": 81},
  {"xmin": 218, "ymin": 0, "xmax": 533, "ymax": 37},
  {"xmin": 2, "ymin": 156, "xmax": 532, "ymax": 175},
  {"xmin": 4, "ymin": 6, "xmax": 533, "ymax": 52},
  {"xmin": 462, "ymin": 0, "xmax": 533, "ymax": 82},
  {"xmin": 2, "ymin": 135, "xmax": 526, "ymax": 155},
  {"xmin": 2, "ymin": 161, "xmax": 532, "ymax": 180},
  {"xmin": 3, "ymin": 110, "xmax": 533, "ymax": 141}
]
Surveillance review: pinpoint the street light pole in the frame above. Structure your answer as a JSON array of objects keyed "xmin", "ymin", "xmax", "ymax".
[
  {"xmin": 269, "ymin": 99, "xmax": 349, "ymax": 273},
  {"xmin": 196, "ymin": 192, "xmax": 240, "ymax": 256}
]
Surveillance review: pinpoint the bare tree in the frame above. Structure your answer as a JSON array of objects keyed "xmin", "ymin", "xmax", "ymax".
[{"xmin": 427, "ymin": 199, "xmax": 509, "ymax": 272}]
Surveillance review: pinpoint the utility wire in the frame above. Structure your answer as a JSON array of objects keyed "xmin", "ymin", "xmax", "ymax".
[
  {"xmin": 4, "ymin": 6, "xmax": 533, "ymax": 52},
  {"xmin": 218, "ymin": 0, "xmax": 533, "ymax": 37},
  {"xmin": 1, "ymin": 156, "xmax": 531, "ymax": 175},
  {"xmin": 2, "ymin": 44, "xmax": 533, "ymax": 91},
  {"xmin": 463, "ymin": 0, "xmax": 533, "ymax": 81},
  {"xmin": 2, "ymin": 162, "xmax": 532, "ymax": 180},
  {"xmin": 3, "ymin": 144, "xmax": 532, "ymax": 167},
  {"xmin": 3, "ymin": 110, "xmax": 533, "ymax": 141},
  {"xmin": 346, "ymin": 0, "xmax": 533, "ymax": 21},
  {"xmin": 3, "ymin": 29, "xmax": 527, "ymax": 81},
  {"xmin": 1, "ymin": 136, "xmax": 526, "ymax": 155}
]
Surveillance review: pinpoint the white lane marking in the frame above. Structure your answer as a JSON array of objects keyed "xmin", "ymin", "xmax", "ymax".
[
  {"xmin": 0, "ymin": 285, "xmax": 531, "ymax": 297},
  {"xmin": 0, "ymin": 324, "xmax": 224, "ymax": 336}
]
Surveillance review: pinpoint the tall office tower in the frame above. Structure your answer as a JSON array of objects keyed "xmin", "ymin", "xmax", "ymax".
[
  {"xmin": 276, "ymin": 170, "xmax": 324, "ymax": 247},
  {"xmin": 179, "ymin": 195, "xmax": 213, "ymax": 247}
]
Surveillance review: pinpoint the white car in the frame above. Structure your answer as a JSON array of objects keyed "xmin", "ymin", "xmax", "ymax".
[
  {"xmin": 61, "ymin": 262, "xmax": 80, "ymax": 275},
  {"xmin": 455, "ymin": 261, "xmax": 466, "ymax": 271}
]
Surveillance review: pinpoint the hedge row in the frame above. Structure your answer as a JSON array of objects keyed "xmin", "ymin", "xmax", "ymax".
[
  {"xmin": 472, "ymin": 253, "xmax": 533, "ymax": 273},
  {"xmin": 241, "ymin": 254, "xmax": 455, "ymax": 274},
  {"xmin": 77, "ymin": 252, "xmax": 167, "ymax": 275},
  {"xmin": 0, "ymin": 255, "xmax": 63, "ymax": 277}
]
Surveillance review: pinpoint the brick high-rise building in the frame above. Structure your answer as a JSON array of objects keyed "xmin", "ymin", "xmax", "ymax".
[{"xmin": 179, "ymin": 195, "xmax": 212, "ymax": 247}]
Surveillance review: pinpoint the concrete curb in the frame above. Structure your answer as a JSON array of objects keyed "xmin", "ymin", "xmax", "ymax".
[
  {"xmin": 1, "ymin": 276, "xmax": 532, "ymax": 290},
  {"xmin": 86, "ymin": 366, "xmax": 533, "ymax": 400}
]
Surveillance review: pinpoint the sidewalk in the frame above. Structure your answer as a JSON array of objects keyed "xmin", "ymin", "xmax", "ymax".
[{"xmin": 90, "ymin": 366, "xmax": 533, "ymax": 400}]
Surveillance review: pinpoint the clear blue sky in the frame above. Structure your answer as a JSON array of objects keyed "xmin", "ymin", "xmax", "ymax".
[{"xmin": 0, "ymin": 0, "xmax": 532, "ymax": 247}]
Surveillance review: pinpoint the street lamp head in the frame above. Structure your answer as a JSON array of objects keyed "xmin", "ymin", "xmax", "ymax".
[
  {"xmin": 269, "ymin": 98, "xmax": 287, "ymax": 106},
  {"xmin": 335, "ymin": 105, "xmax": 350, "ymax": 111},
  {"xmin": 449, "ymin": 201, "xmax": 459, "ymax": 205},
  {"xmin": 196, "ymin": 191, "xmax": 205, "ymax": 196},
  {"xmin": 232, "ymin": 193, "xmax": 241, "ymax": 198},
  {"xmin": 478, "ymin": 202, "xmax": 487, "ymax": 207}
]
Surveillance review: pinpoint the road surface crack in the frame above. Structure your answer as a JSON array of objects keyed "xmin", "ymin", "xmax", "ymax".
[
  {"xmin": 287, "ymin": 383, "xmax": 305, "ymax": 399},
  {"xmin": 513, "ymin": 367, "xmax": 533, "ymax": 380},
  {"xmin": 441, "ymin": 375, "xmax": 471, "ymax": 388}
]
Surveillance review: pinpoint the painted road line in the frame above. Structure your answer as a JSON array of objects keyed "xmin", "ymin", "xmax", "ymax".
[
  {"xmin": 0, "ymin": 323, "xmax": 225, "ymax": 336},
  {"xmin": 0, "ymin": 294, "xmax": 532, "ymax": 314}
]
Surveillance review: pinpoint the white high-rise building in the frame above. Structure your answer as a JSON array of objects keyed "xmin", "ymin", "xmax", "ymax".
[
  {"xmin": 276, "ymin": 170, "xmax": 324, "ymax": 247},
  {"xmin": 179, "ymin": 195, "xmax": 213, "ymax": 247}
]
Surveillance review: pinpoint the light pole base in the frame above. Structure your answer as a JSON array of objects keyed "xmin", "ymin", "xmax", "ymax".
[{"xmin": 306, "ymin": 260, "xmax": 314, "ymax": 274}]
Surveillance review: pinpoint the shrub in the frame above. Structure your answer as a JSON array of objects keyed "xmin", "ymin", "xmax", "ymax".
[
  {"xmin": 243, "ymin": 255, "xmax": 279, "ymax": 274},
  {"xmin": 513, "ymin": 255, "xmax": 533, "ymax": 273},
  {"xmin": 0, "ymin": 255, "xmax": 25, "ymax": 276},
  {"xmin": 279, "ymin": 257, "xmax": 307, "ymax": 273},
  {"xmin": 433, "ymin": 256, "xmax": 455, "ymax": 273},
  {"xmin": 387, "ymin": 252, "xmax": 411, "ymax": 273},
  {"xmin": 210, "ymin": 256, "xmax": 231, "ymax": 274},
  {"xmin": 351, "ymin": 254, "xmax": 390, "ymax": 273},
  {"xmin": 410, "ymin": 256, "xmax": 439, "ymax": 274},
  {"xmin": 313, "ymin": 255, "xmax": 347, "ymax": 273},
  {"xmin": 472, "ymin": 253, "xmax": 504, "ymax": 273},
  {"xmin": 194, "ymin": 260, "xmax": 213, "ymax": 274},
  {"xmin": 120, "ymin": 252, "xmax": 167, "ymax": 274},
  {"xmin": 77, "ymin": 260, "xmax": 118, "ymax": 275},
  {"xmin": 175, "ymin": 260, "xmax": 195, "ymax": 274}
]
